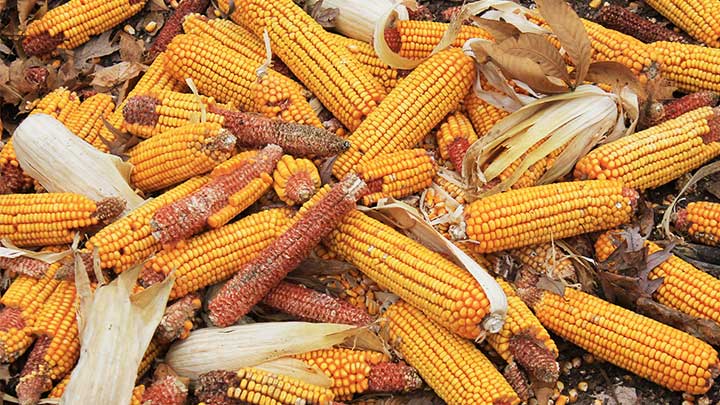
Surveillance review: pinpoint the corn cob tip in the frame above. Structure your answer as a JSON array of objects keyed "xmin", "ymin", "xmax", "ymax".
[
  {"xmin": 123, "ymin": 95, "xmax": 160, "ymax": 127},
  {"xmin": 704, "ymin": 107, "xmax": 720, "ymax": 143},
  {"xmin": 367, "ymin": 361, "xmax": 423, "ymax": 393},
  {"xmin": 195, "ymin": 370, "xmax": 237, "ymax": 403},
  {"xmin": 508, "ymin": 331, "xmax": 560, "ymax": 384},
  {"xmin": 674, "ymin": 208, "xmax": 690, "ymax": 232},
  {"xmin": 17, "ymin": 336, "xmax": 53, "ymax": 405},
  {"xmin": 22, "ymin": 31, "xmax": 64, "ymax": 57},
  {"xmin": 503, "ymin": 362, "xmax": 532, "ymax": 402},
  {"xmin": 340, "ymin": 173, "xmax": 369, "ymax": 201},
  {"xmin": 92, "ymin": 197, "xmax": 127, "ymax": 225},
  {"xmin": 384, "ymin": 27, "xmax": 401, "ymax": 53}
]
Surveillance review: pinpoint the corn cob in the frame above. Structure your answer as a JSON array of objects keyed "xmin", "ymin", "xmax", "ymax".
[
  {"xmin": 333, "ymin": 48, "xmax": 475, "ymax": 178},
  {"xmin": 84, "ymin": 176, "xmax": 208, "ymax": 273},
  {"xmin": 294, "ymin": 348, "xmax": 422, "ymax": 399},
  {"xmin": 0, "ymin": 255, "xmax": 51, "ymax": 278},
  {"xmin": 63, "ymin": 93, "xmax": 115, "ymax": 152},
  {"xmin": 207, "ymin": 175, "xmax": 367, "ymax": 327},
  {"xmin": 331, "ymin": 33, "xmax": 403, "ymax": 92},
  {"xmin": 262, "ymin": 281, "xmax": 372, "ymax": 326},
  {"xmin": 22, "ymin": 0, "xmax": 146, "ymax": 55},
  {"xmin": 436, "ymin": 111, "xmax": 479, "ymax": 170},
  {"xmin": 141, "ymin": 208, "xmax": 291, "ymax": 300},
  {"xmin": 47, "ymin": 375, "xmax": 69, "ymax": 399},
  {"xmin": 316, "ymin": 268, "xmax": 383, "ymax": 317},
  {"xmin": 644, "ymin": 91, "xmax": 720, "ymax": 128},
  {"xmin": 643, "ymin": 0, "xmax": 720, "ymax": 46},
  {"xmin": 163, "ymin": 34, "xmax": 321, "ymax": 127},
  {"xmin": 16, "ymin": 280, "xmax": 79, "ymax": 405},
  {"xmin": 676, "ymin": 201, "xmax": 720, "ymax": 246},
  {"xmin": 464, "ymin": 180, "xmax": 637, "ymax": 253},
  {"xmin": 595, "ymin": 4, "xmax": 691, "ymax": 44},
  {"xmin": 128, "ymin": 123, "xmax": 236, "ymax": 193},
  {"xmin": 147, "ymin": 0, "xmax": 210, "ymax": 60},
  {"xmin": 155, "ymin": 294, "xmax": 202, "ymax": 344},
  {"xmin": 574, "ymin": 107, "xmax": 720, "ymax": 190},
  {"xmin": 182, "ymin": 14, "xmax": 266, "ymax": 62},
  {"xmin": 138, "ymin": 338, "xmax": 168, "ymax": 380},
  {"xmin": 386, "ymin": 20, "xmax": 493, "ymax": 60},
  {"xmin": 141, "ymin": 374, "xmax": 189, "ymax": 405},
  {"xmin": 596, "ymin": 230, "xmax": 720, "ymax": 324},
  {"xmin": 510, "ymin": 243, "xmax": 577, "ymax": 281},
  {"xmin": 0, "ymin": 193, "xmax": 124, "ymax": 247},
  {"xmin": 385, "ymin": 301, "xmax": 520, "ymax": 405},
  {"xmin": 150, "ymin": 145, "xmax": 282, "ymax": 244},
  {"xmin": 517, "ymin": 277, "xmax": 720, "ymax": 395},
  {"xmin": 354, "ymin": 149, "xmax": 437, "ymax": 205},
  {"xmin": 326, "ymin": 210, "xmax": 492, "ymax": 340},
  {"xmin": 272, "ymin": 155, "xmax": 321, "ymax": 206}
]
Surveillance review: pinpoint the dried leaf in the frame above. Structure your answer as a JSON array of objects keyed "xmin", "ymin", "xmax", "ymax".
[
  {"xmin": 536, "ymin": 275, "xmax": 565, "ymax": 296},
  {"xmin": 499, "ymin": 33, "xmax": 570, "ymax": 85},
  {"xmin": 470, "ymin": 17, "xmax": 520, "ymax": 43},
  {"xmin": 0, "ymin": 42, "xmax": 12, "ymax": 55},
  {"xmin": 100, "ymin": 117, "xmax": 141, "ymax": 159},
  {"xmin": 636, "ymin": 297, "xmax": 720, "ymax": 345},
  {"xmin": 661, "ymin": 160, "xmax": 720, "ymax": 239},
  {"xmin": 586, "ymin": 61, "xmax": 645, "ymax": 99},
  {"xmin": 119, "ymin": 32, "xmax": 145, "ymax": 64},
  {"xmin": 17, "ymin": 0, "xmax": 38, "ymax": 28},
  {"xmin": 149, "ymin": 0, "xmax": 169, "ymax": 11},
  {"xmin": 91, "ymin": 61, "xmax": 145, "ymax": 90},
  {"xmin": 535, "ymin": 0, "xmax": 591, "ymax": 86},
  {"xmin": 73, "ymin": 30, "xmax": 121, "ymax": 72}
]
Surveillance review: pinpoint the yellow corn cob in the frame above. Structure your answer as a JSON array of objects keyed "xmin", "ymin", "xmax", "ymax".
[
  {"xmin": 63, "ymin": 93, "xmax": 115, "ymax": 152},
  {"xmin": 387, "ymin": 20, "xmax": 493, "ymax": 60},
  {"xmin": 272, "ymin": 155, "xmax": 321, "ymax": 206},
  {"xmin": 519, "ymin": 282, "xmax": 720, "ymax": 394},
  {"xmin": 677, "ymin": 201, "xmax": 720, "ymax": 246},
  {"xmin": 354, "ymin": 149, "xmax": 437, "ymax": 205},
  {"xmin": 231, "ymin": 368, "xmax": 336, "ymax": 404},
  {"xmin": 326, "ymin": 210, "xmax": 491, "ymax": 339},
  {"xmin": 510, "ymin": 243, "xmax": 577, "ymax": 281},
  {"xmin": 436, "ymin": 111, "xmax": 479, "ymax": 170},
  {"xmin": 333, "ymin": 48, "xmax": 475, "ymax": 178},
  {"xmin": 644, "ymin": 0, "xmax": 720, "ymax": 47},
  {"xmin": 596, "ymin": 230, "xmax": 720, "ymax": 324},
  {"xmin": 131, "ymin": 385, "xmax": 145, "ymax": 405},
  {"xmin": 84, "ymin": 176, "xmax": 208, "ymax": 273},
  {"xmin": 128, "ymin": 123, "xmax": 236, "ymax": 193},
  {"xmin": 182, "ymin": 13, "xmax": 266, "ymax": 62},
  {"xmin": 138, "ymin": 337, "xmax": 166, "ymax": 380},
  {"xmin": 385, "ymin": 301, "xmax": 520, "ymax": 405},
  {"xmin": 29, "ymin": 87, "xmax": 81, "ymax": 121},
  {"xmin": 0, "ymin": 193, "xmax": 123, "ymax": 247},
  {"xmin": 463, "ymin": 180, "xmax": 637, "ymax": 253},
  {"xmin": 575, "ymin": 107, "xmax": 720, "ymax": 190},
  {"xmin": 141, "ymin": 208, "xmax": 291, "ymax": 299},
  {"xmin": 331, "ymin": 33, "xmax": 403, "ymax": 93},
  {"xmin": 47, "ymin": 375, "xmax": 69, "ymax": 398},
  {"xmin": 23, "ymin": 0, "xmax": 146, "ymax": 55},
  {"xmin": 217, "ymin": 0, "xmax": 386, "ymax": 131},
  {"xmin": 433, "ymin": 174, "xmax": 468, "ymax": 203},
  {"xmin": 464, "ymin": 93, "xmax": 511, "ymax": 136}
]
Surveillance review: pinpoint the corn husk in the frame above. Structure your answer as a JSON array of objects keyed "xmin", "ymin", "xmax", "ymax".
[
  {"xmin": 13, "ymin": 113, "xmax": 144, "ymax": 211},
  {"xmin": 0, "ymin": 239, "xmax": 71, "ymax": 263},
  {"xmin": 306, "ymin": 0, "xmax": 410, "ymax": 44},
  {"xmin": 60, "ymin": 260, "xmax": 174, "ymax": 404},
  {"xmin": 166, "ymin": 322, "xmax": 387, "ymax": 380},
  {"xmin": 255, "ymin": 357, "xmax": 332, "ymax": 388}
]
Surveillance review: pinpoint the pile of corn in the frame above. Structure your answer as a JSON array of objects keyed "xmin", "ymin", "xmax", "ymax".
[{"xmin": 2, "ymin": 0, "xmax": 720, "ymax": 403}]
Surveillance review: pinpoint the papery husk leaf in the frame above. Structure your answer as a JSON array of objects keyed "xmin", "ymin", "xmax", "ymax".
[
  {"xmin": 166, "ymin": 322, "xmax": 386, "ymax": 380},
  {"xmin": 499, "ymin": 33, "xmax": 571, "ymax": 85},
  {"xmin": 470, "ymin": 17, "xmax": 520, "ymax": 43},
  {"xmin": 256, "ymin": 358, "xmax": 332, "ymax": 388},
  {"xmin": 661, "ymin": 161, "xmax": 720, "ymax": 239},
  {"xmin": 13, "ymin": 114, "xmax": 144, "ymax": 212},
  {"xmin": 586, "ymin": 61, "xmax": 646, "ymax": 100},
  {"xmin": 0, "ymin": 239, "xmax": 71, "ymax": 263},
  {"xmin": 358, "ymin": 199, "xmax": 507, "ymax": 335},
  {"xmin": 306, "ymin": 0, "xmax": 411, "ymax": 43}
]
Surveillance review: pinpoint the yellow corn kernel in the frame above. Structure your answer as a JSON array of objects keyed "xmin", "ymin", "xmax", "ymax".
[
  {"xmin": 390, "ymin": 20, "xmax": 493, "ymax": 60},
  {"xmin": 511, "ymin": 243, "xmax": 577, "ymax": 281},
  {"xmin": 354, "ymin": 149, "xmax": 437, "ymax": 205},
  {"xmin": 331, "ymin": 33, "xmax": 402, "ymax": 92},
  {"xmin": 436, "ymin": 111, "xmax": 478, "ymax": 170},
  {"xmin": 63, "ymin": 93, "xmax": 115, "ymax": 151},
  {"xmin": 678, "ymin": 201, "xmax": 720, "ymax": 246}
]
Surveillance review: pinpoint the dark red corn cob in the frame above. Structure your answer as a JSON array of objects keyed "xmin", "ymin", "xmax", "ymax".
[
  {"xmin": 653, "ymin": 91, "xmax": 720, "ymax": 127},
  {"xmin": 503, "ymin": 361, "xmax": 532, "ymax": 402},
  {"xmin": 384, "ymin": 27, "xmax": 402, "ymax": 53},
  {"xmin": 447, "ymin": 137, "xmax": 471, "ymax": 172},
  {"xmin": 367, "ymin": 361, "xmax": 423, "ymax": 393},
  {"xmin": 23, "ymin": 32, "xmax": 65, "ymax": 57},
  {"xmin": 195, "ymin": 371, "xmax": 243, "ymax": 405},
  {"xmin": 262, "ymin": 281, "xmax": 372, "ymax": 326},
  {"xmin": 122, "ymin": 95, "xmax": 161, "ymax": 127},
  {"xmin": 0, "ymin": 257, "xmax": 51, "ymax": 278},
  {"xmin": 509, "ymin": 331, "xmax": 560, "ymax": 384},
  {"xmin": 150, "ymin": 144, "xmax": 283, "ymax": 245},
  {"xmin": 0, "ymin": 164, "xmax": 32, "ymax": 194},
  {"xmin": 155, "ymin": 294, "xmax": 202, "ymax": 344},
  {"xmin": 207, "ymin": 174, "xmax": 368, "ymax": 327},
  {"xmin": 704, "ymin": 108, "xmax": 720, "ymax": 144},
  {"xmin": 595, "ymin": 5, "xmax": 692, "ymax": 44},
  {"xmin": 147, "ymin": 0, "xmax": 210, "ymax": 60},
  {"xmin": 16, "ymin": 336, "xmax": 53, "ymax": 405},
  {"xmin": 141, "ymin": 374, "xmax": 189, "ymax": 405}
]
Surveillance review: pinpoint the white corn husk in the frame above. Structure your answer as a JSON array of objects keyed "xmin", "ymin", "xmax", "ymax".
[{"xmin": 306, "ymin": 0, "xmax": 410, "ymax": 43}]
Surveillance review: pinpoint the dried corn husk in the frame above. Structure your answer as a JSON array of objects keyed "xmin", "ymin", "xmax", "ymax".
[
  {"xmin": 0, "ymin": 239, "xmax": 71, "ymax": 263},
  {"xmin": 305, "ymin": 0, "xmax": 411, "ymax": 44}
]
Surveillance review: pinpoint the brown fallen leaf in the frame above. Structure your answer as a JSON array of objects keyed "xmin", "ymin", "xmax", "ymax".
[
  {"xmin": 17, "ymin": 0, "xmax": 38, "ymax": 28},
  {"xmin": 73, "ymin": 30, "xmax": 121, "ymax": 72},
  {"xmin": 119, "ymin": 32, "xmax": 145, "ymax": 64},
  {"xmin": 586, "ymin": 61, "xmax": 646, "ymax": 99},
  {"xmin": 149, "ymin": 0, "xmax": 169, "ymax": 11},
  {"xmin": 306, "ymin": 0, "xmax": 339, "ymax": 29},
  {"xmin": 470, "ymin": 17, "xmax": 520, "ymax": 43},
  {"xmin": 499, "ymin": 33, "xmax": 570, "ymax": 85},
  {"xmin": 91, "ymin": 61, "xmax": 145, "ymax": 90}
]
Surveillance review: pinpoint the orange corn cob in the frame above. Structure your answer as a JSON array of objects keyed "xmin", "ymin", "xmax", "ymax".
[
  {"xmin": 141, "ymin": 208, "xmax": 291, "ymax": 299},
  {"xmin": 595, "ymin": 4, "xmax": 691, "ymax": 44},
  {"xmin": 333, "ymin": 48, "xmax": 475, "ymax": 178},
  {"xmin": 596, "ymin": 230, "xmax": 720, "ymax": 324},
  {"xmin": 128, "ymin": 123, "xmax": 236, "ymax": 193},
  {"xmin": 463, "ymin": 180, "xmax": 637, "ymax": 253},
  {"xmin": 574, "ymin": 107, "xmax": 720, "ymax": 190},
  {"xmin": 182, "ymin": 13, "xmax": 265, "ymax": 62},
  {"xmin": 262, "ymin": 281, "xmax": 372, "ymax": 326},
  {"xmin": 384, "ymin": 301, "xmax": 520, "ymax": 405},
  {"xmin": 644, "ymin": 0, "xmax": 720, "ymax": 47},
  {"xmin": 517, "ymin": 277, "xmax": 720, "ymax": 395},
  {"xmin": 147, "ymin": 0, "xmax": 210, "ymax": 60},
  {"xmin": 47, "ymin": 375, "xmax": 70, "ymax": 399},
  {"xmin": 272, "ymin": 155, "xmax": 321, "ymax": 206},
  {"xmin": 331, "ymin": 33, "xmax": 403, "ymax": 93},
  {"xmin": 354, "ymin": 149, "xmax": 437, "ymax": 205},
  {"xmin": 436, "ymin": 111, "xmax": 479, "ymax": 170},
  {"xmin": 141, "ymin": 374, "xmax": 188, "ymax": 405},
  {"xmin": 386, "ymin": 20, "xmax": 493, "ymax": 59},
  {"xmin": 138, "ymin": 338, "xmax": 167, "ymax": 380},
  {"xmin": 63, "ymin": 93, "xmax": 115, "ymax": 152},
  {"xmin": 155, "ymin": 294, "xmax": 202, "ymax": 344},
  {"xmin": 150, "ymin": 145, "xmax": 282, "ymax": 244},
  {"xmin": 510, "ymin": 243, "xmax": 577, "ymax": 281},
  {"xmin": 676, "ymin": 201, "xmax": 720, "ymax": 246},
  {"xmin": 464, "ymin": 93, "xmax": 511, "ymax": 137},
  {"xmin": 208, "ymin": 174, "xmax": 368, "ymax": 327}
]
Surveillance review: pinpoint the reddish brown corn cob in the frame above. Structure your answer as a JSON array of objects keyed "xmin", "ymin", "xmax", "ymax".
[
  {"xmin": 63, "ymin": 93, "xmax": 115, "ymax": 152},
  {"xmin": 326, "ymin": 210, "xmax": 492, "ymax": 340},
  {"xmin": 331, "ymin": 33, "xmax": 403, "ymax": 93},
  {"xmin": 676, "ymin": 201, "xmax": 720, "ymax": 246},
  {"xmin": 385, "ymin": 301, "xmax": 520, "ymax": 405},
  {"xmin": 354, "ymin": 149, "xmax": 437, "ymax": 205},
  {"xmin": 150, "ymin": 145, "xmax": 282, "ymax": 244},
  {"xmin": 128, "ymin": 123, "xmax": 236, "ymax": 193},
  {"xmin": 147, "ymin": 0, "xmax": 210, "ymax": 60},
  {"xmin": 16, "ymin": 280, "xmax": 79, "ymax": 405},
  {"xmin": 517, "ymin": 278, "xmax": 720, "ymax": 395},
  {"xmin": 141, "ymin": 374, "xmax": 189, "ymax": 405},
  {"xmin": 436, "ymin": 111, "xmax": 479, "ymax": 170},
  {"xmin": 333, "ymin": 48, "xmax": 475, "ymax": 178},
  {"xmin": 510, "ymin": 243, "xmax": 577, "ymax": 281},
  {"xmin": 294, "ymin": 348, "xmax": 421, "ymax": 399},
  {"xmin": 596, "ymin": 230, "xmax": 720, "ymax": 324},
  {"xmin": 141, "ymin": 208, "xmax": 291, "ymax": 299},
  {"xmin": 84, "ymin": 176, "xmax": 208, "ymax": 273},
  {"xmin": 155, "ymin": 294, "xmax": 202, "ymax": 344},
  {"xmin": 652, "ymin": 91, "xmax": 720, "ymax": 126},
  {"xmin": 0, "ymin": 255, "xmax": 50, "ymax": 278},
  {"xmin": 22, "ymin": 0, "xmax": 146, "ymax": 55},
  {"xmin": 574, "ymin": 107, "xmax": 720, "ymax": 190},
  {"xmin": 464, "ymin": 180, "xmax": 637, "ymax": 253},
  {"xmin": 0, "ymin": 193, "xmax": 124, "ymax": 247},
  {"xmin": 387, "ymin": 20, "xmax": 493, "ymax": 60},
  {"xmin": 643, "ymin": 0, "xmax": 720, "ymax": 47},
  {"xmin": 208, "ymin": 174, "xmax": 368, "ymax": 327},
  {"xmin": 595, "ymin": 4, "xmax": 691, "ymax": 44},
  {"xmin": 217, "ymin": 0, "xmax": 386, "ymax": 131},
  {"xmin": 262, "ymin": 281, "xmax": 372, "ymax": 326},
  {"xmin": 272, "ymin": 155, "xmax": 321, "ymax": 206}
]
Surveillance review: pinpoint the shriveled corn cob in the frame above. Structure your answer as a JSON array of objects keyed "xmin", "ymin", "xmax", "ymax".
[
  {"xmin": 147, "ymin": 0, "xmax": 210, "ymax": 60},
  {"xmin": 294, "ymin": 348, "xmax": 421, "ymax": 399},
  {"xmin": 155, "ymin": 294, "xmax": 202, "ymax": 344},
  {"xmin": 354, "ymin": 149, "xmax": 437, "ymax": 205},
  {"xmin": 150, "ymin": 145, "xmax": 282, "ymax": 244},
  {"xmin": 208, "ymin": 174, "xmax": 368, "ymax": 327},
  {"xmin": 510, "ymin": 243, "xmax": 577, "ymax": 281},
  {"xmin": 128, "ymin": 123, "xmax": 236, "ymax": 193},
  {"xmin": 272, "ymin": 155, "xmax": 320, "ymax": 206},
  {"xmin": 643, "ymin": 0, "xmax": 720, "ymax": 46},
  {"xmin": 595, "ymin": 4, "xmax": 691, "ymax": 44},
  {"xmin": 23, "ymin": 0, "xmax": 146, "ymax": 55},
  {"xmin": 141, "ymin": 374, "xmax": 189, "ymax": 405},
  {"xmin": 326, "ymin": 210, "xmax": 492, "ymax": 339},
  {"xmin": 333, "ymin": 48, "xmax": 475, "ymax": 178},
  {"xmin": 517, "ymin": 277, "xmax": 720, "ymax": 395},
  {"xmin": 386, "ymin": 20, "xmax": 493, "ymax": 60},
  {"xmin": 0, "ymin": 193, "xmax": 124, "ymax": 247},
  {"xmin": 464, "ymin": 180, "xmax": 637, "ymax": 253},
  {"xmin": 676, "ymin": 201, "xmax": 720, "ymax": 246},
  {"xmin": 384, "ymin": 301, "xmax": 520, "ymax": 405},
  {"xmin": 217, "ymin": 0, "xmax": 386, "ymax": 131},
  {"xmin": 436, "ymin": 111, "xmax": 479, "ymax": 170},
  {"xmin": 574, "ymin": 107, "xmax": 720, "ymax": 190},
  {"xmin": 63, "ymin": 93, "xmax": 115, "ymax": 151},
  {"xmin": 331, "ymin": 33, "xmax": 403, "ymax": 92},
  {"xmin": 141, "ymin": 208, "xmax": 291, "ymax": 299},
  {"xmin": 596, "ymin": 230, "xmax": 720, "ymax": 324},
  {"xmin": 262, "ymin": 281, "xmax": 372, "ymax": 326}
]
